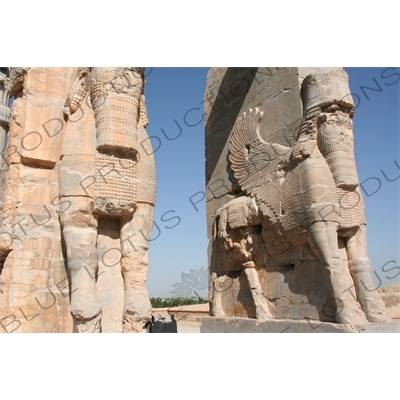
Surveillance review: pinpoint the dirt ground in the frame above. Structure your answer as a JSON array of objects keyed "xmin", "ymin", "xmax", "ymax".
[{"xmin": 378, "ymin": 283, "xmax": 400, "ymax": 320}]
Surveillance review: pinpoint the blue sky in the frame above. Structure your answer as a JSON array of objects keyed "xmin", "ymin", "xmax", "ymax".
[
  {"xmin": 144, "ymin": 67, "xmax": 400, "ymax": 297},
  {"xmin": 144, "ymin": 68, "xmax": 209, "ymax": 298},
  {"xmin": 345, "ymin": 68, "xmax": 400, "ymax": 288}
]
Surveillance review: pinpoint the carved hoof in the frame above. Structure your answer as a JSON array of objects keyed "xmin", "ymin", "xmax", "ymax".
[
  {"xmin": 252, "ymin": 291, "xmax": 274, "ymax": 321},
  {"xmin": 359, "ymin": 295, "xmax": 392, "ymax": 323},
  {"xmin": 122, "ymin": 289, "xmax": 152, "ymax": 333},
  {"xmin": 122, "ymin": 311, "xmax": 151, "ymax": 333},
  {"xmin": 71, "ymin": 292, "xmax": 102, "ymax": 321},
  {"xmin": 255, "ymin": 308, "xmax": 273, "ymax": 322},
  {"xmin": 254, "ymin": 298, "xmax": 274, "ymax": 321},
  {"xmin": 336, "ymin": 312, "xmax": 368, "ymax": 326},
  {"xmin": 210, "ymin": 303, "xmax": 225, "ymax": 317},
  {"xmin": 365, "ymin": 308, "xmax": 392, "ymax": 323},
  {"xmin": 334, "ymin": 304, "xmax": 369, "ymax": 325},
  {"xmin": 364, "ymin": 309, "xmax": 392, "ymax": 323},
  {"xmin": 74, "ymin": 312, "xmax": 102, "ymax": 333}
]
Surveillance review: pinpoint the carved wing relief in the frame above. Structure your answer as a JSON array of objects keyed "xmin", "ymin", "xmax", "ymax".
[
  {"xmin": 228, "ymin": 106, "xmax": 343, "ymax": 231},
  {"xmin": 229, "ymin": 107, "xmax": 291, "ymax": 221}
]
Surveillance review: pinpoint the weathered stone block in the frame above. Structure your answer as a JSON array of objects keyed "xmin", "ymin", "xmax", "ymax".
[{"xmin": 200, "ymin": 317, "xmax": 400, "ymax": 333}]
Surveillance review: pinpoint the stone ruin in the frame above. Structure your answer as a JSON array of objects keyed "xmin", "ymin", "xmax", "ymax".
[
  {"xmin": 202, "ymin": 67, "xmax": 395, "ymax": 332},
  {"xmin": 0, "ymin": 68, "xmax": 156, "ymax": 333},
  {"xmin": 0, "ymin": 67, "xmax": 396, "ymax": 333}
]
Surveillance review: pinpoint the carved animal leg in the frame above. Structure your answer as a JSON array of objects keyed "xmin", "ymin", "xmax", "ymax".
[
  {"xmin": 210, "ymin": 273, "xmax": 226, "ymax": 317},
  {"xmin": 60, "ymin": 198, "xmax": 102, "ymax": 333},
  {"xmin": 243, "ymin": 262, "xmax": 273, "ymax": 321},
  {"xmin": 120, "ymin": 203, "xmax": 153, "ymax": 333},
  {"xmin": 346, "ymin": 226, "xmax": 391, "ymax": 322},
  {"xmin": 306, "ymin": 221, "xmax": 368, "ymax": 325},
  {"xmin": 62, "ymin": 226, "xmax": 102, "ymax": 333}
]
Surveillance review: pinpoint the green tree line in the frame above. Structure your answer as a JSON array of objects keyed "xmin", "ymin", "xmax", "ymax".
[{"xmin": 150, "ymin": 297, "xmax": 208, "ymax": 308}]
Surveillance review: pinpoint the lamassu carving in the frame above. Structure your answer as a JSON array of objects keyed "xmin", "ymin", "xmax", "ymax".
[{"xmin": 209, "ymin": 69, "xmax": 390, "ymax": 325}]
